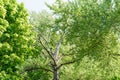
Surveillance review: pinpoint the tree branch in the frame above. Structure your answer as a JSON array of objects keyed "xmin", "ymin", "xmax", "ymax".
[
  {"xmin": 112, "ymin": 54, "xmax": 120, "ymax": 56},
  {"xmin": 53, "ymin": 34, "xmax": 64, "ymax": 59},
  {"xmin": 53, "ymin": 41, "xmax": 61, "ymax": 58},
  {"xmin": 38, "ymin": 36, "xmax": 57, "ymax": 66},
  {"xmin": 24, "ymin": 66, "xmax": 53, "ymax": 73},
  {"xmin": 61, "ymin": 53, "xmax": 74, "ymax": 57},
  {"xmin": 57, "ymin": 59, "xmax": 80, "ymax": 69},
  {"xmin": 38, "ymin": 33, "xmax": 50, "ymax": 47}
]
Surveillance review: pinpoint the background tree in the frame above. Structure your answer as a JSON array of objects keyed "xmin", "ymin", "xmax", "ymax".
[
  {"xmin": 47, "ymin": 0, "xmax": 120, "ymax": 79},
  {"xmin": 21, "ymin": 10, "xmax": 54, "ymax": 80},
  {"xmin": 17, "ymin": 0, "xmax": 120, "ymax": 80},
  {"xmin": 0, "ymin": 0, "xmax": 35, "ymax": 79},
  {"xmin": 23, "ymin": 10, "xmax": 78, "ymax": 80}
]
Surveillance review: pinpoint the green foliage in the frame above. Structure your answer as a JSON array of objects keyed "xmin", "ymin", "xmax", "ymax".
[
  {"xmin": 0, "ymin": 0, "xmax": 35, "ymax": 79},
  {"xmin": 23, "ymin": 0, "xmax": 120, "ymax": 79},
  {"xmin": 1, "ymin": 0, "xmax": 119, "ymax": 80},
  {"xmin": 29, "ymin": 10, "xmax": 54, "ymax": 33},
  {"xmin": 20, "ymin": 57, "xmax": 52, "ymax": 80},
  {"xmin": 46, "ymin": 0, "xmax": 120, "ymax": 79},
  {"xmin": 26, "ymin": 10, "xmax": 67, "ymax": 80},
  {"xmin": 48, "ymin": 0, "xmax": 120, "ymax": 60},
  {"xmin": 22, "ymin": 11, "xmax": 54, "ymax": 80}
]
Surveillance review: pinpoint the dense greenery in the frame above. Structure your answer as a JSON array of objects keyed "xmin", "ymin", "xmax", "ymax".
[
  {"xmin": 0, "ymin": 0, "xmax": 35, "ymax": 79},
  {"xmin": 0, "ymin": 0, "xmax": 120, "ymax": 80}
]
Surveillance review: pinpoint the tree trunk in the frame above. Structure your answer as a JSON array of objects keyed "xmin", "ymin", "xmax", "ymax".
[{"xmin": 53, "ymin": 66, "xmax": 59, "ymax": 80}]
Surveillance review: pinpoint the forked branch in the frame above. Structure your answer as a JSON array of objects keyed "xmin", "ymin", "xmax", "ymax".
[{"xmin": 38, "ymin": 36, "xmax": 57, "ymax": 66}]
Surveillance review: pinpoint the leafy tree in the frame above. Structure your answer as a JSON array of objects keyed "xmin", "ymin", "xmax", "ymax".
[
  {"xmin": 48, "ymin": 0, "xmax": 120, "ymax": 58},
  {"xmin": 23, "ymin": 10, "xmax": 78, "ymax": 80},
  {"xmin": 47, "ymin": 0, "xmax": 120, "ymax": 79},
  {"xmin": 0, "ymin": 0, "xmax": 35, "ymax": 79},
  {"xmin": 21, "ymin": 11, "xmax": 54, "ymax": 80},
  {"xmin": 22, "ymin": 0, "xmax": 120, "ymax": 80}
]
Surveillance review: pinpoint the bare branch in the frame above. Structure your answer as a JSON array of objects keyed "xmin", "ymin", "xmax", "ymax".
[
  {"xmin": 57, "ymin": 59, "xmax": 80, "ymax": 69},
  {"xmin": 39, "ymin": 39, "xmax": 56, "ymax": 64},
  {"xmin": 39, "ymin": 38, "xmax": 50, "ymax": 55},
  {"xmin": 24, "ymin": 66, "xmax": 53, "ymax": 73},
  {"xmin": 61, "ymin": 53, "xmax": 74, "ymax": 57},
  {"xmin": 39, "ymin": 33, "xmax": 50, "ymax": 46},
  {"xmin": 38, "ymin": 36, "xmax": 57, "ymax": 66},
  {"xmin": 53, "ymin": 34, "xmax": 64, "ymax": 59},
  {"xmin": 53, "ymin": 42, "xmax": 61, "ymax": 58}
]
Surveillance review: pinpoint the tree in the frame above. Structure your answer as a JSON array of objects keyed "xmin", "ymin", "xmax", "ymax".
[
  {"xmin": 0, "ymin": 0, "xmax": 35, "ymax": 79},
  {"xmin": 22, "ymin": 0, "xmax": 120, "ymax": 80},
  {"xmin": 23, "ymin": 10, "xmax": 78, "ymax": 80},
  {"xmin": 47, "ymin": 0, "xmax": 120, "ymax": 79}
]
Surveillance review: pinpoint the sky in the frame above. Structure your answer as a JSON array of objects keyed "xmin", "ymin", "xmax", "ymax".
[
  {"xmin": 17, "ymin": 0, "xmax": 70, "ymax": 12},
  {"xmin": 17, "ymin": 0, "xmax": 56, "ymax": 12}
]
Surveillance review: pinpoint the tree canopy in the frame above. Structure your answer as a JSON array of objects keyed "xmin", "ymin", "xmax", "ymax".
[
  {"xmin": 0, "ymin": 0, "xmax": 35, "ymax": 79},
  {"xmin": 1, "ymin": 0, "xmax": 120, "ymax": 80}
]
